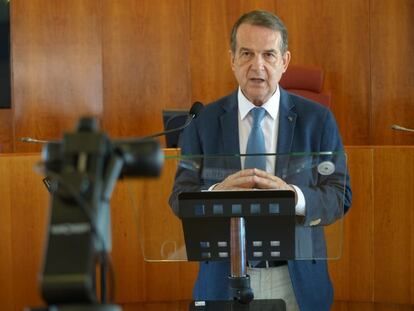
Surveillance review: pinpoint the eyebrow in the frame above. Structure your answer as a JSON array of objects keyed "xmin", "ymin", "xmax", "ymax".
[
  {"xmin": 238, "ymin": 47, "xmax": 252, "ymax": 52},
  {"xmin": 238, "ymin": 47, "xmax": 278, "ymax": 54},
  {"xmin": 263, "ymin": 49, "xmax": 278, "ymax": 54}
]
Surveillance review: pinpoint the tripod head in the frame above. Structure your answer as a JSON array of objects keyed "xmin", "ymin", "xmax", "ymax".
[{"xmin": 40, "ymin": 117, "xmax": 163, "ymax": 305}]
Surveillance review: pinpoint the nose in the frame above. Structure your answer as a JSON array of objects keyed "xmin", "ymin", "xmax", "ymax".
[{"xmin": 251, "ymin": 54, "xmax": 265, "ymax": 71}]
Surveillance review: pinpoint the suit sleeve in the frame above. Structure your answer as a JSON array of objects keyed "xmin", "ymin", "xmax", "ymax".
[
  {"xmin": 299, "ymin": 109, "xmax": 352, "ymax": 226},
  {"xmin": 168, "ymin": 120, "xmax": 204, "ymax": 215}
]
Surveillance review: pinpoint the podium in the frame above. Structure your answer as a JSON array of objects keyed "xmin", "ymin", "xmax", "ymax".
[
  {"xmin": 179, "ymin": 189, "xmax": 295, "ymax": 310},
  {"xmin": 130, "ymin": 151, "xmax": 348, "ymax": 310},
  {"xmin": 22, "ymin": 113, "xmax": 348, "ymax": 310}
]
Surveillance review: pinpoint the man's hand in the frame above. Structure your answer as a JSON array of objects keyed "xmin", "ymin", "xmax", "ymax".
[{"xmin": 213, "ymin": 168, "xmax": 295, "ymax": 192}]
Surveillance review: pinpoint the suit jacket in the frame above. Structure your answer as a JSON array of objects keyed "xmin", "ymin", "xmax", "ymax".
[{"xmin": 170, "ymin": 88, "xmax": 352, "ymax": 311}]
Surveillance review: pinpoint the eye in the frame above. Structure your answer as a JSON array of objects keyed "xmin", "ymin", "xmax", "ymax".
[
  {"xmin": 264, "ymin": 52, "xmax": 277, "ymax": 60},
  {"xmin": 238, "ymin": 49, "xmax": 254, "ymax": 59}
]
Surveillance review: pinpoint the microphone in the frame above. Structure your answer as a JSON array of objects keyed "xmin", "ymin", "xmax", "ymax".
[
  {"xmin": 20, "ymin": 137, "xmax": 52, "ymax": 144},
  {"xmin": 391, "ymin": 124, "xmax": 414, "ymax": 133},
  {"xmin": 113, "ymin": 102, "xmax": 204, "ymax": 176},
  {"xmin": 117, "ymin": 101, "xmax": 204, "ymax": 143},
  {"xmin": 189, "ymin": 101, "xmax": 205, "ymax": 117},
  {"xmin": 142, "ymin": 101, "xmax": 204, "ymax": 140},
  {"xmin": 21, "ymin": 102, "xmax": 205, "ymax": 145}
]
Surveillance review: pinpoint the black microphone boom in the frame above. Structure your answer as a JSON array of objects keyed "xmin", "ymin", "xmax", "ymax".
[
  {"xmin": 140, "ymin": 101, "xmax": 204, "ymax": 140},
  {"xmin": 116, "ymin": 101, "xmax": 204, "ymax": 143},
  {"xmin": 21, "ymin": 102, "xmax": 205, "ymax": 145},
  {"xmin": 113, "ymin": 102, "xmax": 204, "ymax": 177}
]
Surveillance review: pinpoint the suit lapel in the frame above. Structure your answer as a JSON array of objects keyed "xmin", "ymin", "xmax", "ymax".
[
  {"xmin": 219, "ymin": 91, "xmax": 241, "ymax": 170},
  {"xmin": 276, "ymin": 88, "xmax": 297, "ymax": 177},
  {"xmin": 219, "ymin": 91, "xmax": 240, "ymax": 155}
]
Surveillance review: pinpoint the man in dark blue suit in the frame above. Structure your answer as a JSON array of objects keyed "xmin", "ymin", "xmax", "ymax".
[{"xmin": 171, "ymin": 10, "xmax": 351, "ymax": 311}]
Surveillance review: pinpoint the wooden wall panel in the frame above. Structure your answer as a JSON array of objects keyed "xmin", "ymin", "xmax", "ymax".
[
  {"xmin": 2, "ymin": 0, "xmax": 413, "ymax": 150},
  {"xmin": 0, "ymin": 153, "xmax": 197, "ymax": 309},
  {"xmin": 102, "ymin": 149, "xmax": 198, "ymax": 303},
  {"xmin": 11, "ymin": 0, "xmax": 103, "ymax": 152},
  {"xmin": 137, "ymin": 154, "xmax": 197, "ymax": 301},
  {"xmin": 371, "ymin": 0, "xmax": 414, "ymax": 145},
  {"xmin": 373, "ymin": 147, "xmax": 414, "ymax": 304},
  {"xmin": 1, "ymin": 147, "xmax": 414, "ymax": 309},
  {"xmin": 190, "ymin": 0, "xmax": 277, "ymax": 104},
  {"xmin": 10, "ymin": 157, "xmax": 50, "ymax": 310},
  {"xmin": 0, "ymin": 109, "xmax": 13, "ymax": 152},
  {"xmin": 0, "ymin": 155, "xmax": 50, "ymax": 311},
  {"xmin": 0, "ymin": 157, "xmax": 14, "ymax": 310},
  {"xmin": 277, "ymin": 0, "xmax": 371, "ymax": 145},
  {"xmin": 331, "ymin": 302, "xmax": 414, "ymax": 311},
  {"xmin": 109, "ymin": 183, "xmax": 146, "ymax": 302},
  {"xmin": 101, "ymin": 0, "xmax": 191, "ymax": 143},
  {"xmin": 329, "ymin": 147, "xmax": 374, "ymax": 301}
]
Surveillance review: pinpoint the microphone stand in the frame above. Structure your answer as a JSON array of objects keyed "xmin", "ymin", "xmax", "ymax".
[{"xmin": 229, "ymin": 217, "xmax": 254, "ymax": 304}]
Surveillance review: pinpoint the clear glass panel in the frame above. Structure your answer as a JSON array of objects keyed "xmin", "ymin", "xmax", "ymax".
[{"xmin": 126, "ymin": 150, "xmax": 348, "ymax": 262}]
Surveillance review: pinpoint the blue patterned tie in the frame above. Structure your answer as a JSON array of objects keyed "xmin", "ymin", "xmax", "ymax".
[{"xmin": 245, "ymin": 107, "xmax": 266, "ymax": 171}]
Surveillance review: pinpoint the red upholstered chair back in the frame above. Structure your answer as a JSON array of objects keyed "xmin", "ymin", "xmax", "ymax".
[{"xmin": 279, "ymin": 64, "xmax": 331, "ymax": 108}]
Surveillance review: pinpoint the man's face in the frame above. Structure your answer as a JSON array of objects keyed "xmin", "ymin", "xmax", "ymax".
[{"xmin": 230, "ymin": 23, "xmax": 290, "ymax": 105}]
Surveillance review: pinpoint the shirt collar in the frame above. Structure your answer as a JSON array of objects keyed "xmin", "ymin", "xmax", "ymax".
[{"xmin": 238, "ymin": 86, "xmax": 280, "ymax": 120}]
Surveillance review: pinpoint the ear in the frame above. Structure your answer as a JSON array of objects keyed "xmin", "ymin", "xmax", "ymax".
[
  {"xmin": 229, "ymin": 49, "xmax": 236, "ymax": 71},
  {"xmin": 282, "ymin": 51, "xmax": 291, "ymax": 73}
]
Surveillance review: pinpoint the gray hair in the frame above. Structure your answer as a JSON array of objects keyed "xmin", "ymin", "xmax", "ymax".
[{"xmin": 230, "ymin": 10, "xmax": 288, "ymax": 55}]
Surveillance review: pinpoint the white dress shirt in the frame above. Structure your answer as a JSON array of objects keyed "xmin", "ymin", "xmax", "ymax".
[{"xmin": 237, "ymin": 87, "xmax": 305, "ymax": 215}]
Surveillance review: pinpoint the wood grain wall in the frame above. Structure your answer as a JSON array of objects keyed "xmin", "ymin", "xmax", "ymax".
[
  {"xmin": 0, "ymin": 0, "xmax": 412, "ymax": 153},
  {"xmin": 101, "ymin": 0, "xmax": 191, "ymax": 139},
  {"xmin": 11, "ymin": 0, "xmax": 103, "ymax": 152},
  {"xmin": 0, "ymin": 0, "xmax": 413, "ymax": 309}
]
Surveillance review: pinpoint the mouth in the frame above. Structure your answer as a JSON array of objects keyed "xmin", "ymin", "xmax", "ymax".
[{"xmin": 249, "ymin": 78, "xmax": 265, "ymax": 83}]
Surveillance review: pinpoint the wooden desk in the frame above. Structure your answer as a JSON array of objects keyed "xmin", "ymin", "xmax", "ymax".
[
  {"xmin": 0, "ymin": 147, "xmax": 413, "ymax": 310},
  {"xmin": 0, "ymin": 151, "xmax": 197, "ymax": 311}
]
